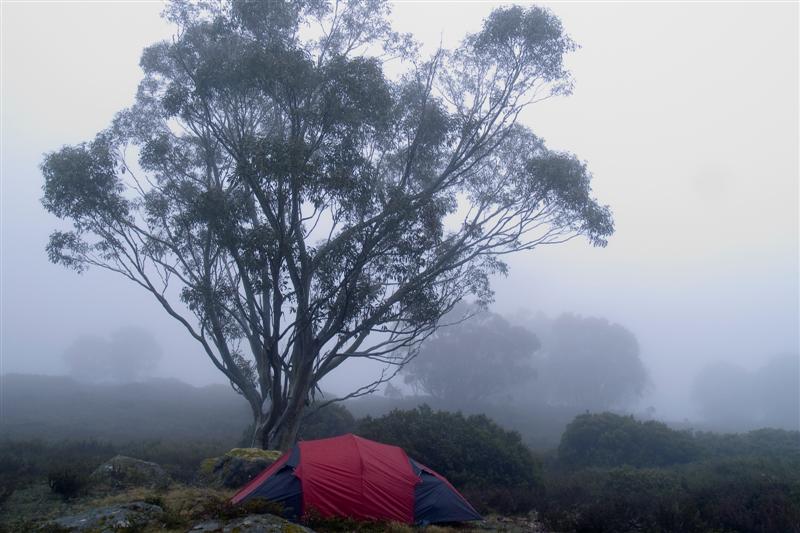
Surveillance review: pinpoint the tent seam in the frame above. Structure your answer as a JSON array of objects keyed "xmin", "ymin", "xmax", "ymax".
[{"xmin": 352, "ymin": 434, "xmax": 365, "ymax": 503}]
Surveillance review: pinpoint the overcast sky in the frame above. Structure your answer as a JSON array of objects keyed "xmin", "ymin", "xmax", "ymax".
[{"xmin": 2, "ymin": 1, "xmax": 797, "ymax": 420}]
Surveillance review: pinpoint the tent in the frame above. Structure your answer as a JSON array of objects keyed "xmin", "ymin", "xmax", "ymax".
[{"xmin": 231, "ymin": 433, "xmax": 481, "ymax": 524}]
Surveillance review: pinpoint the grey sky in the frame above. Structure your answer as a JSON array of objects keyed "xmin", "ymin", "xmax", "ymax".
[{"xmin": 2, "ymin": 2, "xmax": 797, "ymax": 420}]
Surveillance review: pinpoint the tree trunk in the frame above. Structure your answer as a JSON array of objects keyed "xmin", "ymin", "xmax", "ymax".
[
  {"xmin": 252, "ymin": 400, "xmax": 307, "ymax": 451},
  {"xmin": 251, "ymin": 333, "xmax": 317, "ymax": 451}
]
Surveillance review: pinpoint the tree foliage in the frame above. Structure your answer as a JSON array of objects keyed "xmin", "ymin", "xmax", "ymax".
[
  {"xmin": 691, "ymin": 353, "xmax": 800, "ymax": 431},
  {"xmin": 522, "ymin": 313, "xmax": 648, "ymax": 410},
  {"xmin": 63, "ymin": 327, "xmax": 162, "ymax": 383},
  {"xmin": 41, "ymin": 0, "xmax": 612, "ymax": 448},
  {"xmin": 402, "ymin": 303, "xmax": 539, "ymax": 403}
]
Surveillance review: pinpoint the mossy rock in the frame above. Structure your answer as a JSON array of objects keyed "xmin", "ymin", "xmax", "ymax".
[
  {"xmin": 198, "ymin": 449, "xmax": 282, "ymax": 489},
  {"xmin": 225, "ymin": 448, "xmax": 282, "ymax": 462},
  {"xmin": 89, "ymin": 455, "xmax": 172, "ymax": 491}
]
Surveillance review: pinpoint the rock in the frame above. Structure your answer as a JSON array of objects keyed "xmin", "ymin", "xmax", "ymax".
[
  {"xmin": 40, "ymin": 501, "xmax": 163, "ymax": 532},
  {"xmin": 189, "ymin": 513, "xmax": 314, "ymax": 532},
  {"xmin": 89, "ymin": 455, "xmax": 172, "ymax": 490},
  {"xmin": 476, "ymin": 513, "xmax": 551, "ymax": 532},
  {"xmin": 199, "ymin": 448, "xmax": 282, "ymax": 489}
]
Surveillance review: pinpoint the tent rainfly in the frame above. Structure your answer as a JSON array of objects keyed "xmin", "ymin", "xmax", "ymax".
[{"xmin": 231, "ymin": 433, "xmax": 481, "ymax": 525}]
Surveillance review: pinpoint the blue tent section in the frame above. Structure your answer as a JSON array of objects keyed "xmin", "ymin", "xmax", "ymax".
[
  {"xmin": 244, "ymin": 445, "xmax": 302, "ymax": 518},
  {"xmin": 409, "ymin": 459, "xmax": 482, "ymax": 524}
]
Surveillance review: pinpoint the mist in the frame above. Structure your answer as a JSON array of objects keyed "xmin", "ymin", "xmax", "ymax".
[
  {"xmin": 2, "ymin": 2, "xmax": 798, "ymax": 430},
  {"xmin": 1, "ymin": 3, "xmax": 798, "ymax": 531}
]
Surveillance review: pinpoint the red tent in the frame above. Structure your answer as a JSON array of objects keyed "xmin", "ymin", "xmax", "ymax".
[{"xmin": 231, "ymin": 434, "xmax": 481, "ymax": 524}]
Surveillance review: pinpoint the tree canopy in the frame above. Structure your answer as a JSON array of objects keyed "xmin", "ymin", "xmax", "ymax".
[
  {"xmin": 692, "ymin": 354, "xmax": 800, "ymax": 431},
  {"xmin": 402, "ymin": 303, "xmax": 540, "ymax": 404},
  {"xmin": 41, "ymin": 0, "xmax": 612, "ymax": 448},
  {"xmin": 63, "ymin": 327, "xmax": 162, "ymax": 383},
  {"xmin": 505, "ymin": 312, "xmax": 648, "ymax": 411},
  {"xmin": 538, "ymin": 314, "xmax": 648, "ymax": 410}
]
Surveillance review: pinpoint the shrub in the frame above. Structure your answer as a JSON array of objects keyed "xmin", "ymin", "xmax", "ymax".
[
  {"xmin": 357, "ymin": 405, "xmax": 541, "ymax": 513},
  {"xmin": 298, "ymin": 403, "xmax": 357, "ymax": 440},
  {"xmin": 143, "ymin": 494, "xmax": 165, "ymax": 507},
  {"xmin": 558, "ymin": 412, "xmax": 701, "ymax": 468},
  {"xmin": 540, "ymin": 457, "xmax": 800, "ymax": 533},
  {"xmin": 117, "ymin": 439, "xmax": 228, "ymax": 483},
  {"xmin": 47, "ymin": 467, "xmax": 87, "ymax": 499},
  {"xmin": 0, "ymin": 438, "xmax": 226, "ymax": 496},
  {"xmin": 693, "ymin": 427, "xmax": 800, "ymax": 460},
  {"xmin": 302, "ymin": 509, "xmax": 414, "ymax": 533},
  {"xmin": 188, "ymin": 494, "xmax": 283, "ymax": 521}
]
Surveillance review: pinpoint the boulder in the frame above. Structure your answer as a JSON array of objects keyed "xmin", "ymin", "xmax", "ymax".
[
  {"xmin": 40, "ymin": 501, "xmax": 163, "ymax": 532},
  {"xmin": 189, "ymin": 513, "xmax": 314, "ymax": 532},
  {"xmin": 89, "ymin": 455, "xmax": 172, "ymax": 490},
  {"xmin": 199, "ymin": 448, "xmax": 281, "ymax": 489}
]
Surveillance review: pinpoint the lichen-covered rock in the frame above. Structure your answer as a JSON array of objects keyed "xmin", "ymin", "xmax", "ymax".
[
  {"xmin": 40, "ymin": 501, "xmax": 163, "ymax": 532},
  {"xmin": 226, "ymin": 448, "xmax": 283, "ymax": 462},
  {"xmin": 89, "ymin": 455, "xmax": 172, "ymax": 490},
  {"xmin": 199, "ymin": 448, "xmax": 281, "ymax": 489},
  {"xmin": 189, "ymin": 513, "xmax": 314, "ymax": 532}
]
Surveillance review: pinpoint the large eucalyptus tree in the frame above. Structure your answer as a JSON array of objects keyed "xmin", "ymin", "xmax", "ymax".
[{"xmin": 41, "ymin": 0, "xmax": 613, "ymax": 449}]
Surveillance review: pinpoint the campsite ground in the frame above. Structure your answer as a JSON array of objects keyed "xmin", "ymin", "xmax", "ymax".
[{"xmin": 0, "ymin": 483, "xmax": 549, "ymax": 532}]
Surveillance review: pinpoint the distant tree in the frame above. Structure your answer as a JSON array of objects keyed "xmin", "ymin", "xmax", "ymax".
[
  {"xmin": 63, "ymin": 335, "xmax": 110, "ymax": 383},
  {"xmin": 754, "ymin": 354, "xmax": 799, "ymax": 429},
  {"xmin": 531, "ymin": 314, "xmax": 648, "ymax": 410},
  {"xmin": 41, "ymin": 1, "xmax": 612, "ymax": 449},
  {"xmin": 402, "ymin": 304, "xmax": 539, "ymax": 404},
  {"xmin": 107, "ymin": 327, "xmax": 163, "ymax": 382},
  {"xmin": 63, "ymin": 327, "xmax": 162, "ymax": 383},
  {"xmin": 691, "ymin": 361, "xmax": 756, "ymax": 428},
  {"xmin": 382, "ymin": 382, "xmax": 404, "ymax": 399},
  {"xmin": 692, "ymin": 353, "xmax": 799, "ymax": 430}
]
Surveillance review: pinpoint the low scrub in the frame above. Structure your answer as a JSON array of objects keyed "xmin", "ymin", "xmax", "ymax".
[
  {"xmin": 0, "ymin": 438, "xmax": 228, "ymax": 498},
  {"xmin": 558, "ymin": 412, "xmax": 701, "ymax": 468},
  {"xmin": 299, "ymin": 403, "xmax": 357, "ymax": 441},
  {"xmin": 540, "ymin": 457, "xmax": 800, "ymax": 532},
  {"xmin": 47, "ymin": 467, "xmax": 88, "ymax": 500},
  {"xmin": 357, "ymin": 405, "xmax": 542, "ymax": 514}
]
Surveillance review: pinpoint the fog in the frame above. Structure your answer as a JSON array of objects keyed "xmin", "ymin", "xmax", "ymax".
[{"xmin": 1, "ymin": 2, "xmax": 797, "ymax": 427}]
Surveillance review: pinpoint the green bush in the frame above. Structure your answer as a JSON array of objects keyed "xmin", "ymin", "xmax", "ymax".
[
  {"xmin": 117, "ymin": 439, "xmax": 228, "ymax": 482},
  {"xmin": 0, "ymin": 438, "xmax": 226, "ymax": 495},
  {"xmin": 693, "ymin": 427, "xmax": 800, "ymax": 460},
  {"xmin": 357, "ymin": 405, "xmax": 542, "ymax": 513},
  {"xmin": 298, "ymin": 403, "xmax": 357, "ymax": 440},
  {"xmin": 540, "ymin": 457, "xmax": 800, "ymax": 533},
  {"xmin": 47, "ymin": 467, "xmax": 87, "ymax": 499},
  {"xmin": 558, "ymin": 412, "xmax": 701, "ymax": 468},
  {"xmin": 0, "ymin": 439, "xmax": 114, "ymax": 499}
]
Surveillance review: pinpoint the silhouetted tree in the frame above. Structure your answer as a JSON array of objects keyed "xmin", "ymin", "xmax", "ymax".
[
  {"xmin": 692, "ymin": 353, "xmax": 799, "ymax": 430},
  {"xmin": 41, "ymin": 1, "xmax": 612, "ymax": 448},
  {"xmin": 63, "ymin": 327, "xmax": 162, "ymax": 383},
  {"xmin": 532, "ymin": 314, "xmax": 647, "ymax": 410},
  {"xmin": 754, "ymin": 354, "xmax": 799, "ymax": 429},
  {"xmin": 402, "ymin": 304, "xmax": 539, "ymax": 403},
  {"xmin": 691, "ymin": 361, "xmax": 755, "ymax": 428}
]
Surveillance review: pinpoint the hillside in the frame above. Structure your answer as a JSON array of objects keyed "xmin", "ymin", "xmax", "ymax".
[{"xmin": 0, "ymin": 374, "xmax": 250, "ymax": 444}]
